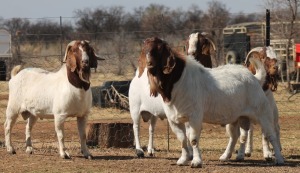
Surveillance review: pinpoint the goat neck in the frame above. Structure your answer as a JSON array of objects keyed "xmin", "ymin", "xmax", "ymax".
[{"xmin": 66, "ymin": 68, "xmax": 90, "ymax": 90}]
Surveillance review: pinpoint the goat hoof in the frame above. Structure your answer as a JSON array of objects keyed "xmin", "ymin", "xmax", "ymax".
[
  {"xmin": 63, "ymin": 155, "xmax": 71, "ymax": 159},
  {"xmin": 86, "ymin": 155, "xmax": 93, "ymax": 160},
  {"xmin": 26, "ymin": 150, "xmax": 33, "ymax": 155},
  {"xmin": 191, "ymin": 164, "xmax": 202, "ymax": 168},
  {"xmin": 177, "ymin": 157, "xmax": 189, "ymax": 166},
  {"xmin": 61, "ymin": 152, "xmax": 71, "ymax": 159},
  {"xmin": 136, "ymin": 150, "xmax": 144, "ymax": 158},
  {"xmin": 219, "ymin": 154, "xmax": 231, "ymax": 162},
  {"xmin": 26, "ymin": 147, "xmax": 33, "ymax": 154},
  {"xmin": 245, "ymin": 153, "xmax": 251, "ymax": 157},
  {"xmin": 8, "ymin": 150, "xmax": 16, "ymax": 155},
  {"xmin": 191, "ymin": 161, "xmax": 202, "ymax": 168},
  {"xmin": 148, "ymin": 149, "xmax": 155, "ymax": 157},
  {"xmin": 265, "ymin": 157, "xmax": 273, "ymax": 162}
]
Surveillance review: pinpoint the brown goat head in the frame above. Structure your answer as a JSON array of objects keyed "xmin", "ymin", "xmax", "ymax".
[
  {"xmin": 63, "ymin": 40, "xmax": 103, "ymax": 90},
  {"xmin": 186, "ymin": 32, "xmax": 215, "ymax": 68},
  {"xmin": 143, "ymin": 37, "xmax": 185, "ymax": 102}
]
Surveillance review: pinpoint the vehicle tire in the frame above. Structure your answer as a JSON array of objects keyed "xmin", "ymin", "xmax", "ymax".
[{"xmin": 225, "ymin": 51, "xmax": 237, "ymax": 64}]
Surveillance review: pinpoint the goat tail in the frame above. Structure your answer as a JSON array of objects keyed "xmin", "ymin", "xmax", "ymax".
[
  {"xmin": 11, "ymin": 65, "xmax": 22, "ymax": 78},
  {"xmin": 249, "ymin": 58, "xmax": 266, "ymax": 86}
]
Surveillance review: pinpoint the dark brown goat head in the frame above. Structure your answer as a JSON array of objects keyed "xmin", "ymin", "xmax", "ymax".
[
  {"xmin": 144, "ymin": 37, "xmax": 176, "ymax": 76},
  {"xmin": 143, "ymin": 37, "xmax": 185, "ymax": 102},
  {"xmin": 63, "ymin": 40, "xmax": 104, "ymax": 90}
]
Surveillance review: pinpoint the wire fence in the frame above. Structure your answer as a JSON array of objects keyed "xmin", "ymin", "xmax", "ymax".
[{"xmin": 0, "ymin": 21, "xmax": 300, "ymax": 155}]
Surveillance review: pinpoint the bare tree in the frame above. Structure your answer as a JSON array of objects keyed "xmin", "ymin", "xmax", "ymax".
[
  {"xmin": 183, "ymin": 5, "xmax": 204, "ymax": 31},
  {"xmin": 202, "ymin": 0, "xmax": 230, "ymax": 66},
  {"xmin": 265, "ymin": 0, "xmax": 300, "ymax": 88},
  {"xmin": 139, "ymin": 4, "xmax": 172, "ymax": 37},
  {"xmin": 229, "ymin": 12, "xmax": 262, "ymax": 24}
]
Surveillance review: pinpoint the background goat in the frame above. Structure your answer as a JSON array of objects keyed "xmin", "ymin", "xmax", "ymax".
[
  {"xmin": 4, "ymin": 40, "xmax": 103, "ymax": 159},
  {"xmin": 220, "ymin": 46, "xmax": 281, "ymax": 161},
  {"xmin": 129, "ymin": 34, "xmax": 215, "ymax": 157},
  {"xmin": 186, "ymin": 32, "xmax": 216, "ymax": 68},
  {"xmin": 144, "ymin": 37, "xmax": 284, "ymax": 168}
]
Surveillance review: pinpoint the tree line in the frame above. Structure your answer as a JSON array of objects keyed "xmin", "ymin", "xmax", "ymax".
[{"xmin": 0, "ymin": 1, "xmax": 262, "ymax": 42}]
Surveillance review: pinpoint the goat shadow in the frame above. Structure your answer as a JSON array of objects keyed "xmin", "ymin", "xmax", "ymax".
[{"xmin": 217, "ymin": 159, "xmax": 300, "ymax": 168}]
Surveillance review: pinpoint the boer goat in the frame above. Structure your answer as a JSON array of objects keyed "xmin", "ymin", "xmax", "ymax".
[
  {"xmin": 129, "ymin": 35, "xmax": 215, "ymax": 157},
  {"xmin": 220, "ymin": 46, "xmax": 281, "ymax": 161},
  {"xmin": 186, "ymin": 32, "xmax": 216, "ymax": 68},
  {"xmin": 144, "ymin": 37, "xmax": 284, "ymax": 167},
  {"xmin": 4, "ymin": 40, "xmax": 103, "ymax": 159}
]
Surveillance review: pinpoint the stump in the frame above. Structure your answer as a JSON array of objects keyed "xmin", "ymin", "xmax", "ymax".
[{"xmin": 87, "ymin": 123, "xmax": 133, "ymax": 148}]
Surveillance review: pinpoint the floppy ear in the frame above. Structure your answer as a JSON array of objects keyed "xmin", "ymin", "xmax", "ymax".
[
  {"xmin": 138, "ymin": 48, "xmax": 147, "ymax": 77},
  {"xmin": 63, "ymin": 41, "xmax": 77, "ymax": 72},
  {"xmin": 202, "ymin": 37, "xmax": 215, "ymax": 55},
  {"xmin": 67, "ymin": 53, "xmax": 77, "ymax": 72},
  {"xmin": 89, "ymin": 47, "xmax": 99, "ymax": 68},
  {"xmin": 201, "ymin": 39, "xmax": 211, "ymax": 55},
  {"xmin": 163, "ymin": 54, "xmax": 176, "ymax": 74},
  {"xmin": 63, "ymin": 40, "xmax": 77, "ymax": 62},
  {"xmin": 148, "ymin": 72, "xmax": 159, "ymax": 97}
]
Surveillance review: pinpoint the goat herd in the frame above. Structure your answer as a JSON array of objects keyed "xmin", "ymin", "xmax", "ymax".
[{"xmin": 3, "ymin": 33, "xmax": 283, "ymax": 168}]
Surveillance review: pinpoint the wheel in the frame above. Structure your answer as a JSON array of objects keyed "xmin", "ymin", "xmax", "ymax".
[{"xmin": 226, "ymin": 51, "xmax": 237, "ymax": 64}]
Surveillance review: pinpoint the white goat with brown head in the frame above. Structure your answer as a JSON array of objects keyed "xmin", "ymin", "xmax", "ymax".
[
  {"xmin": 220, "ymin": 47, "xmax": 281, "ymax": 162},
  {"xmin": 144, "ymin": 37, "xmax": 284, "ymax": 167},
  {"xmin": 186, "ymin": 32, "xmax": 216, "ymax": 68},
  {"xmin": 4, "ymin": 40, "xmax": 103, "ymax": 159}
]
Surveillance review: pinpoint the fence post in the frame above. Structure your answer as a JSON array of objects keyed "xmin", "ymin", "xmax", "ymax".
[
  {"xmin": 60, "ymin": 16, "xmax": 63, "ymax": 64},
  {"xmin": 266, "ymin": 9, "xmax": 270, "ymax": 46}
]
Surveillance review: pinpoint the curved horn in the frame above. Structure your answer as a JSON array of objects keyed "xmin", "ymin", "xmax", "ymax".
[
  {"xmin": 63, "ymin": 40, "xmax": 77, "ymax": 62},
  {"xmin": 244, "ymin": 47, "xmax": 263, "ymax": 65},
  {"xmin": 97, "ymin": 56, "xmax": 105, "ymax": 60},
  {"xmin": 206, "ymin": 37, "xmax": 216, "ymax": 52}
]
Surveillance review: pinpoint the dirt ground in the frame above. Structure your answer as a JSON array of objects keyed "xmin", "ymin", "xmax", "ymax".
[{"xmin": 0, "ymin": 114, "xmax": 300, "ymax": 173}]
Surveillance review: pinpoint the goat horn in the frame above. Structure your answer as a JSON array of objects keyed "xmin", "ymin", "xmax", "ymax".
[{"xmin": 97, "ymin": 57, "xmax": 105, "ymax": 60}]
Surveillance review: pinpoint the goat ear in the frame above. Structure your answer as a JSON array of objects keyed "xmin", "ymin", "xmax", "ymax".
[
  {"xmin": 63, "ymin": 41, "xmax": 77, "ymax": 62},
  {"xmin": 202, "ymin": 37, "xmax": 216, "ymax": 55},
  {"xmin": 163, "ymin": 54, "xmax": 176, "ymax": 74},
  {"xmin": 89, "ymin": 48, "xmax": 101, "ymax": 68},
  {"xmin": 201, "ymin": 39, "xmax": 211, "ymax": 55},
  {"xmin": 67, "ymin": 54, "xmax": 77, "ymax": 72},
  {"xmin": 147, "ymin": 72, "xmax": 159, "ymax": 97},
  {"xmin": 138, "ymin": 50, "xmax": 147, "ymax": 77}
]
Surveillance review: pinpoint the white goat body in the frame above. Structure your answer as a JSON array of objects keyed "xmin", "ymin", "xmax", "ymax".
[
  {"xmin": 161, "ymin": 57, "xmax": 283, "ymax": 167},
  {"xmin": 220, "ymin": 46, "xmax": 281, "ymax": 162},
  {"xmin": 144, "ymin": 37, "xmax": 284, "ymax": 167},
  {"xmin": 129, "ymin": 33, "xmax": 215, "ymax": 157},
  {"xmin": 4, "ymin": 40, "xmax": 100, "ymax": 159},
  {"xmin": 8, "ymin": 66, "xmax": 91, "ymax": 119},
  {"xmin": 129, "ymin": 68, "xmax": 166, "ymax": 157}
]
